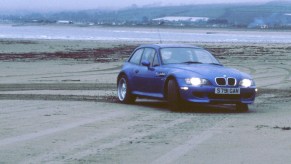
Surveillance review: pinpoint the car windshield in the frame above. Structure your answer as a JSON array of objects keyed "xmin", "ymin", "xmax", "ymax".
[{"xmin": 160, "ymin": 47, "xmax": 220, "ymax": 65}]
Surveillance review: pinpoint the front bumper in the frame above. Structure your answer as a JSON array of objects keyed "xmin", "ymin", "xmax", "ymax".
[{"xmin": 179, "ymin": 85, "xmax": 256, "ymax": 104}]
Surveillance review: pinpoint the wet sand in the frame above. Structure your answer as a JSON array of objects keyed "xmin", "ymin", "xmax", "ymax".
[{"xmin": 0, "ymin": 38, "xmax": 291, "ymax": 163}]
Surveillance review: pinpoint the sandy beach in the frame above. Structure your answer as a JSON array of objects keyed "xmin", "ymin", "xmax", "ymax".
[{"xmin": 0, "ymin": 38, "xmax": 291, "ymax": 163}]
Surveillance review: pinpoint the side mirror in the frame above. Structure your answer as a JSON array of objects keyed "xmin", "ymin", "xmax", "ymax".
[{"xmin": 142, "ymin": 60, "xmax": 150, "ymax": 67}]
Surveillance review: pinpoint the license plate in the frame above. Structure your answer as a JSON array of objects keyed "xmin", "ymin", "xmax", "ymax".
[{"xmin": 215, "ymin": 88, "xmax": 240, "ymax": 94}]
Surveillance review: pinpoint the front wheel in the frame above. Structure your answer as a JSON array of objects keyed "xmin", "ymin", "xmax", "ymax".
[
  {"xmin": 117, "ymin": 76, "xmax": 136, "ymax": 104},
  {"xmin": 167, "ymin": 79, "xmax": 185, "ymax": 111},
  {"xmin": 236, "ymin": 103, "xmax": 249, "ymax": 112}
]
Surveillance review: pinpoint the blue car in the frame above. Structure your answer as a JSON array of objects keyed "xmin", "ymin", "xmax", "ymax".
[{"xmin": 117, "ymin": 44, "xmax": 256, "ymax": 112}]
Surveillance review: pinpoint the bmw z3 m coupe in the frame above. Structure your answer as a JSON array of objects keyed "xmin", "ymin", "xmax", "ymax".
[{"xmin": 117, "ymin": 44, "xmax": 256, "ymax": 112}]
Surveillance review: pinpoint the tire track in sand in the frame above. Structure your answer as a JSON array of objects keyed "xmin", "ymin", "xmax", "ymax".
[
  {"xmin": 61, "ymin": 118, "xmax": 193, "ymax": 163},
  {"xmin": 22, "ymin": 113, "xmax": 164, "ymax": 164},
  {"xmin": 254, "ymin": 65, "xmax": 291, "ymax": 87},
  {"xmin": 0, "ymin": 110, "xmax": 127, "ymax": 147},
  {"xmin": 151, "ymin": 118, "xmax": 235, "ymax": 164}
]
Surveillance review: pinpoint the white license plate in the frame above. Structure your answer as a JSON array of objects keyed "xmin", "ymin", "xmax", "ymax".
[{"xmin": 215, "ymin": 88, "xmax": 240, "ymax": 94}]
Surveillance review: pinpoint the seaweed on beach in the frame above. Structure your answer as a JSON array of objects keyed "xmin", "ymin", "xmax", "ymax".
[
  {"xmin": 0, "ymin": 40, "xmax": 37, "ymax": 45},
  {"xmin": 0, "ymin": 45, "xmax": 136, "ymax": 62}
]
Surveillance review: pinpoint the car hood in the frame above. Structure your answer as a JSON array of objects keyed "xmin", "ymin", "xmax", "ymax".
[{"xmin": 164, "ymin": 64, "xmax": 250, "ymax": 79}]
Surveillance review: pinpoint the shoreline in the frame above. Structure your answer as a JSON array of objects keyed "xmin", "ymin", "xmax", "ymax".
[{"xmin": 1, "ymin": 25, "xmax": 291, "ymax": 43}]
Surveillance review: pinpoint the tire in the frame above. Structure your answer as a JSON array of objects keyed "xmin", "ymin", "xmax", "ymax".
[
  {"xmin": 117, "ymin": 76, "xmax": 136, "ymax": 104},
  {"xmin": 236, "ymin": 103, "xmax": 249, "ymax": 112},
  {"xmin": 167, "ymin": 79, "xmax": 185, "ymax": 111}
]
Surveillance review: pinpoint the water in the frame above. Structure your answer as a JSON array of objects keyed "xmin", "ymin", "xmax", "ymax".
[{"xmin": 0, "ymin": 24, "xmax": 291, "ymax": 43}]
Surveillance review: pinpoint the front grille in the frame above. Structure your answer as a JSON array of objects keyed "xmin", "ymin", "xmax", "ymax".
[
  {"xmin": 228, "ymin": 78, "xmax": 236, "ymax": 86},
  {"xmin": 216, "ymin": 78, "xmax": 226, "ymax": 86},
  {"xmin": 215, "ymin": 77, "xmax": 237, "ymax": 86}
]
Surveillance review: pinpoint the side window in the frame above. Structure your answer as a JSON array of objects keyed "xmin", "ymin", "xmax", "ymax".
[
  {"xmin": 141, "ymin": 48, "xmax": 155, "ymax": 62},
  {"xmin": 141, "ymin": 48, "xmax": 156, "ymax": 65},
  {"xmin": 152, "ymin": 54, "xmax": 160, "ymax": 67},
  {"xmin": 129, "ymin": 48, "xmax": 143, "ymax": 64}
]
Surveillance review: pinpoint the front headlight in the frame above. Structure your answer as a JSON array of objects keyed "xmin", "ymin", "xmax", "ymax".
[
  {"xmin": 185, "ymin": 78, "xmax": 209, "ymax": 86},
  {"xmin": 239, "ymin": 79, "xmax": 253, "ymax": 87}
]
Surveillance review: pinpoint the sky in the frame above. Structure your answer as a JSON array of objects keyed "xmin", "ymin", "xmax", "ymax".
[{"xmin": 0, "ymin": 0, "xmax": 280, "ymax": 12}]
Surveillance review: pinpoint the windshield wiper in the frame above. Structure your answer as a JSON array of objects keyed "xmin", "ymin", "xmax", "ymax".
[{"xmin": 182, "ymin": 61, "xmax": 202, "ymax": 64}]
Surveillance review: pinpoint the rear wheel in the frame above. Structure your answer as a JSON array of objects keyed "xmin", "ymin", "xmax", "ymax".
[
  {"xmin": 117, "ymin": 76, "xmax": 136, "ymax": 104},
  {"xmin": 236, "ymin": 103, "xmax": 249, "ymax": 112},
  {"xmin": 167, "ymin": 79, "xmax": 185, "ymax": 111}
]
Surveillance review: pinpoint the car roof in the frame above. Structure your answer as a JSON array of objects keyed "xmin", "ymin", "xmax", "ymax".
[{"xmin": 138, "ymin": 44, "xmax": 202, "ymax": 49}]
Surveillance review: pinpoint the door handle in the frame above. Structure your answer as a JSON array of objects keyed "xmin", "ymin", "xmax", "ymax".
[{"xmin": 156, "ymin": 72, "xmax": 166, "ymax": 77}]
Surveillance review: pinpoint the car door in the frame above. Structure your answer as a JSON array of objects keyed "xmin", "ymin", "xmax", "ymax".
[
  {"xmin": 134, "ymin": 48, "xmax": 165, "ymax": 97},
  {"xmin": 133, "ymin": 48, "xmax": 156, "ymax": 93},
  {"xmin": 127, "ymin": 48, "xmax": 144, "ymax": 92}
]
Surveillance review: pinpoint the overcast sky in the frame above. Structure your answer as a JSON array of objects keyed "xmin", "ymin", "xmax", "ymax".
[{"xmin": 0, "ymin": 0, "xmax": 281, "ymax": 12}]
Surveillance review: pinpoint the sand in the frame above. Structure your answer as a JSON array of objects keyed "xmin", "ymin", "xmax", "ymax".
[{"xmin": 0, "ymin": 38, "xmax": 291, "ymax": 163}]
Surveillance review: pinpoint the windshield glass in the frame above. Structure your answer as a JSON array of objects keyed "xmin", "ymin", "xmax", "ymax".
[{"xmin": 160, "ymin": 48, "xmax": 220, "ymax": 65}]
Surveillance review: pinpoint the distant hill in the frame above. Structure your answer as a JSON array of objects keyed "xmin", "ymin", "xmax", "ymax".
[
  {"xmin": 1, "ymin": 1, "xmax": 291, "ymax": 28},
  {"xmin": 221, "ymin": 1, "xmax": 291, "ymax": 26}
]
